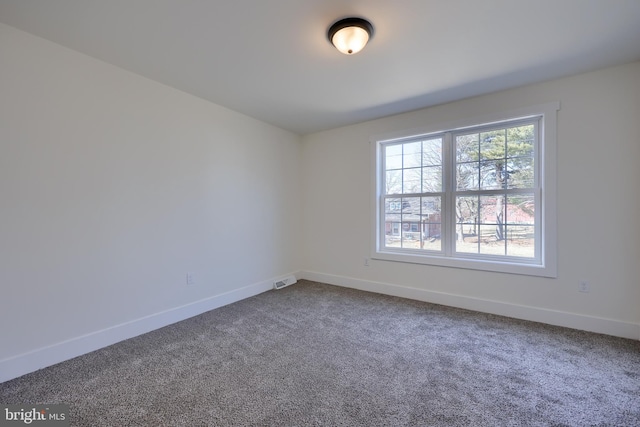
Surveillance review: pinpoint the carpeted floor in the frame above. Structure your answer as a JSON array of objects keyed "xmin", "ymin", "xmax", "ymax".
[{"xmin": 1, "ymin": 280, "xmax": 639, "ymax": 426}]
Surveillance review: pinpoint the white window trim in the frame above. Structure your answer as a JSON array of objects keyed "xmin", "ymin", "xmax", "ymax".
[{"xmin": 370, "ymin": 102, "xmax": 559, "ymax": 277}]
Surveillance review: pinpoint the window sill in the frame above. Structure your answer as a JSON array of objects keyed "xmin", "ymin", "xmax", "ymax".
[{"xmin": 372, "ymin": 249, "xmax": 557, "ymax": 278}]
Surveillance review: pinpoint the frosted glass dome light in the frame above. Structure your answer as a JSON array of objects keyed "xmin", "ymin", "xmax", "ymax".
[{"xmin": 328, "ymin": 17, "xmax": 374, "ymax": 55}]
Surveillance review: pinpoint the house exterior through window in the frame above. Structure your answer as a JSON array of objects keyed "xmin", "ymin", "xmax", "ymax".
[{"xmin": 371, "ymin": 103, "xmax": 559, "ymax": 277}]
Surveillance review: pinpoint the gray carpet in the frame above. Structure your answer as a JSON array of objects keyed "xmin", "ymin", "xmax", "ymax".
[{"xmin": 1, "ymin": 280, "xmax": 639, "ymax": 426}]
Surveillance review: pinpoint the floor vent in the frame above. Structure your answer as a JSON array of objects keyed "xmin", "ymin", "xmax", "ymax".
[{"xmin": 273, "ymin": 275, "xmax": 297, "ymax": 290}]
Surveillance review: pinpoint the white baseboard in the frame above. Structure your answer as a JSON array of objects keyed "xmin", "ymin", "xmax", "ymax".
[
  {"xmin": 300, "ymin": 271, "xmax": 640, "ymax": 341},
  {"xmin": 0, "ymin": 272, "xmax": 299, "ymax": 383}
]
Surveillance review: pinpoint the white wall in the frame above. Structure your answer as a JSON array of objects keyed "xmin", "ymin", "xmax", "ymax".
[
  {"xmin": 0, "ymin": 23, "xmax": 301, "ymax": 379},
  {"xmin": 301, "ymin": 61, "xmax": 640, "ymax": 339},
  {"xmin": 1, "ymin": 21, "xmax": 638, "ymax": 383}
]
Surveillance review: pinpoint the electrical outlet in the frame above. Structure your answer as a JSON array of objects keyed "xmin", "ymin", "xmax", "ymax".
[
  {"xmin": 186, "ymin": 273, "xmax": 195, "ymax": 286},
  {"xmin": 579, "ymin": 280, "xmax": 590, "ymax": 293}
]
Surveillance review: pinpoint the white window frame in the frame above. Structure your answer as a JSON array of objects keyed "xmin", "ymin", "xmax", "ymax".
[{"xmin": 371, "ymin": 102, "xmax": 559, "ymax": 277}]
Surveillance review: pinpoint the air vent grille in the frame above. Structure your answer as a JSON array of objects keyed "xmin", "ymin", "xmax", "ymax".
[{"xmin": 273, "ymin": 275, "xmax": 297, "ymax": 290}]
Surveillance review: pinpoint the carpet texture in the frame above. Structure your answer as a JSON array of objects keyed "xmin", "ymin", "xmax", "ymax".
[{"xmin": 1, "ymin": 280, "xmax": 639, "ymax": 426}]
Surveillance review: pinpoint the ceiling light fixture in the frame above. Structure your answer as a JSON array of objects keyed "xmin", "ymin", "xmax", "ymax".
[{"xmin": 327, "ymin": 17, "xmax": 374, "ymax": 55}]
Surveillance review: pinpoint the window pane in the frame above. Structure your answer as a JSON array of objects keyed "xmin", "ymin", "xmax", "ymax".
[
  {"xmin": 455, "ymin": 194, "xmax": 536, "ymax": 258},
  {"xmin": 385, "ymin": 170, "xmax": 402, "ymax": 194},
  {"xmin": 385, "ymin": 213, "xmax": 401, "ymax": 223},
  {"xmin": 506, "ymin": 124, "xmax": 535, "ymax": 189},
  {"xmin": 456, "ymin": 162, "xmax": 479, "ymax": 191},
  {"xmin": 384, "ymin": 197, "xmax": 402, "ymax": 248},
  {"xmin": 506, "ymin": 194, "xmax": 535, "ymax": 226},
  {"xmin": 401, "ymin": 223, "xmax": 420, "ymax": 248},
  {"xmin": 401, "ymin": 197, "xmax": 420, "ymax": 248},
  {"xmin": 403, "ymin": 142, "xmax": 422, "ymax": 168},
  {"xmin": 506, "ymin": 125, "xmax": 534, "ymax": 158},
  {"xmin": 422, "ymin": 166, "xmax": 442, "ymax": 192},
  {"xmin": 456, "ymin": 195, "xmax": 507, "ymax": 255},
  {"xmin": 479, "ymin": 195, "xmax": 506, "ymax": 230},
  {"xmin": 385, "ymin": 197, "xmax": 402, "ymax": 214},
  {"xmin": 480, "ymin": 160, "xmax": 506, "ymax": 190},
  {"xmin": 480, "ymin": 129, "xmax": 505, "ymax": 160},
  {"xmin": 506, "ymin": 226, "xmax": 535, "ymax": 258},
  {"xmin": 402, "ymin": 197, "xmax": 420, "ymax": 220},
  {"xmin": 420, "ymin": 196, "xmax": 441, "ymax": 251},
  {"xmin": 422, "ymin": 138, "xmax": 442, "ymax": 167},
  {"xmin": 456, "ymin": 196, "xmax": 479, "ymax": 225},
  {"xmin": 385, "ymin": 144, "xmax": 402, "ymax": 170},
  {"xmin": 479, "ymin": 224, "xmax": 506, "ymax": 255},
  {"xmin": 456, "ymin": 241, "xmax": 478, "ymax": 254},
  {"xmin": 455, "ymin": 196, "xmax": 479, "ymax": 252},
  {"xmin": 383, "ymin": 196, "xmax": 443, "ymax": 251},
  {"xmin": 507, "ymin": 157, "xmax": 534, "ymax": 189},
  {"xmin": 456, "ymin": 133, "xmax": 478, "ymax": 163},
  {"xmin": 403, "ymin": 167, "xmax": 421, "ymax": 194},
  {"xmin": 505, "ymin": 194, "xmax": 536, "ymax": 258},
  {"xmin": 385, "ymin": 222, "xmax": 401, "ymax": 248}
]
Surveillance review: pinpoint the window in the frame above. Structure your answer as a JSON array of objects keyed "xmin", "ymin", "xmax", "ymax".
[{"xmin": 372, "ymin": 103, "xmax": 558, "ymax": 277}]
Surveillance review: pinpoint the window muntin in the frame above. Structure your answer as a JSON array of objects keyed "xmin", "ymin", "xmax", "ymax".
[
  {"xmin": 383, "ymin": 137, "xmax": 443, "ymax": 252},
  {"xmin": 374, "ymin": 105, "xmax": 558, "ymax": 277},
  {"xmin": 452, "ymin": 121, "xmax": 538, "ymax": 260}
]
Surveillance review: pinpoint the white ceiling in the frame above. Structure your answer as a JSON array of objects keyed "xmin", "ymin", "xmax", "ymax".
[{"xmin": 1, "ymin": 0, "xmax": 640, "ymax": 135}]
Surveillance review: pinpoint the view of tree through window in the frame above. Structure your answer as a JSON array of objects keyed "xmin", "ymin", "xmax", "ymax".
[
  {"xmin": 454, "ymin": 123, "xmax": 536, "ymax": 257},
  {"xmin": 380, "ymin": 118, "xmax": 540, "ymax": 263}
]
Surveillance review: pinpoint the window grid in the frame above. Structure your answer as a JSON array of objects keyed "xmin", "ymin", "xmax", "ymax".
[
  {"xmin": 382, "ymin": 137, "xmax": 444, "ymax": 253},
  {"xmin": 380, "ymin": 117, "xmax": 541, "ymax": 265}
]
